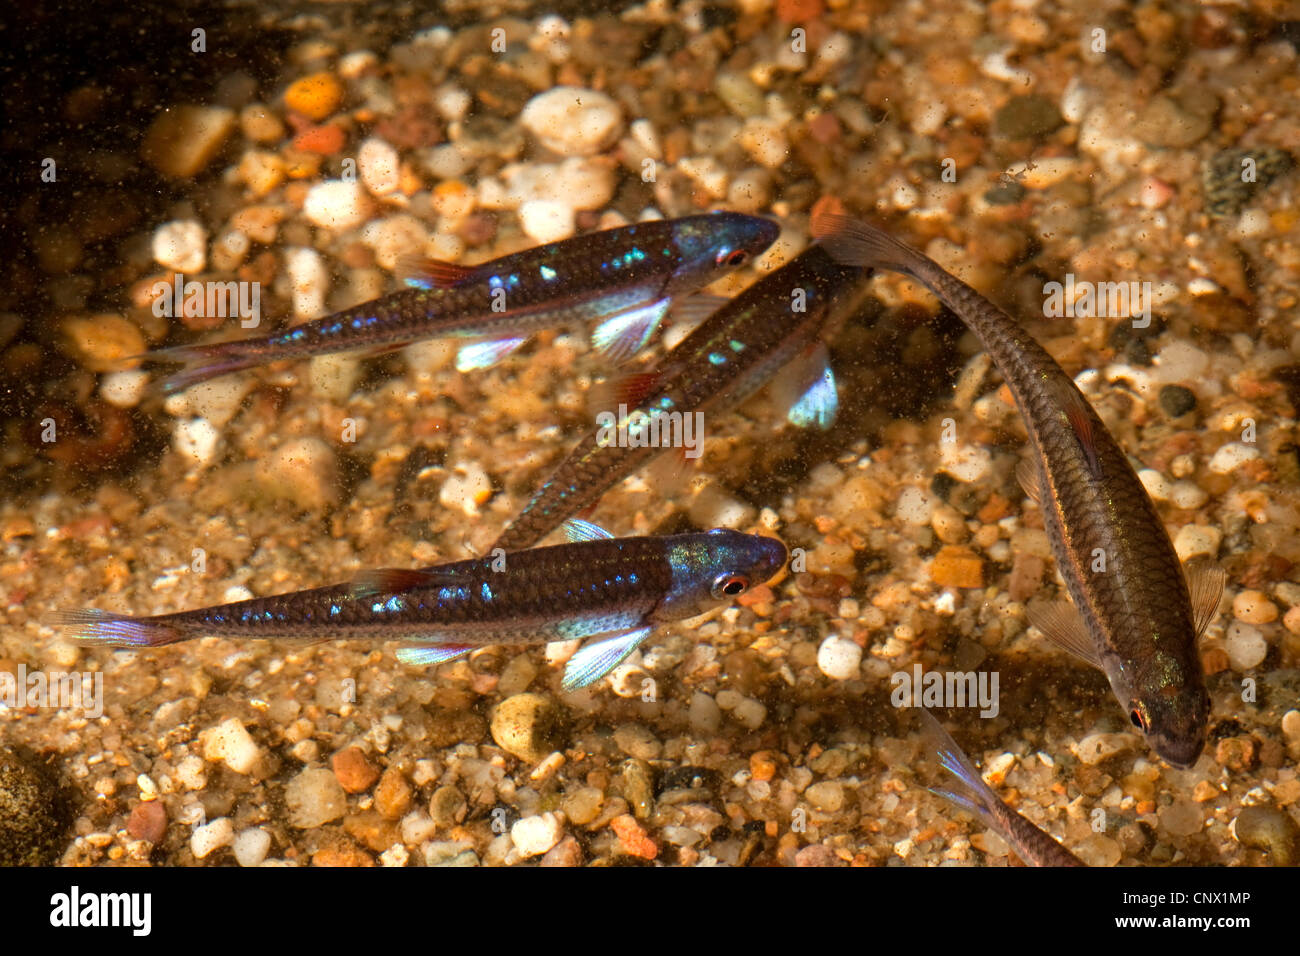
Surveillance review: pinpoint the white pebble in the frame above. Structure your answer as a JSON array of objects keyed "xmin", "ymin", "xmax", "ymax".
[
  {"xmin": 520, "ymin": 86, "xmax": 623, "ymax": 156},
  {"xmin": 434, "ymin": 85, "xmax": 472, "ymax": 122},
  {"xmin": 817, "ymin": 635, "xmax": 863, "ymax": 680},
  {"xmin": 1173, "ymin": 524, "xmax": 1222, "ymax": 561},
  {"xmin": 174, "ymin": 417, "xmax": 220, "ymax": 467},
  {"xmin": 153, "ymin": 220, "xmax": 207, "ymax": 273},
  {"xmin": 201, "ymin": 717, "xmax": 263, "ymax": 774},
  {"xmin": 1207, "ymin": 443, "xmax": 1260, "ymax": 475},
  {"xmin": 166, "ymin": 373, "xmax": 252, "ymax": 428},
  {"xmin": 191, "ymin": 817, "xmax": 234, "ymax": 859},
  {"xmin": 1169, "ymin": 481, "xmax": 1208, "ymax": 510},
  {"xmin": 1137, "ymin": 469, "xmax": 1169, "ymax": 500},
  {"xmin": 689, "ymin": 691, "xmax": 721, "ymax": 733},
  {"xmin": 732, "ymin": 696, "xmax": 767, "ymax": 730},
  {"xmin": 175, "ymin": 754, "xmax": 207, "ymax": 790},
  {"xmin": 510, "ymin": 813, "xmax": 564, "ymax": 857},
  {"xmin": 1154, "ymin": 342, "xmax": 1209, "ymax": 383},
  {"xmin": 738, "ymin": 118, "xmax": 788, "ymax": 168},
  {"xmin": 361, "ymin": 214, "xmax": 430, "ymax": 273},
  {"xmin": 1072, "ymin": 733, "xmax": 1136, "ymax": 765},
  {"xmin": 232, "ymin": 827, "xmax": 271, "ymax": 867},
  {"xmin": 302, "ymin": 179, "xmax": 371, "ymax": 230},
  {"xmin": 358, "ymin": 137, "xmax": 401, "ymax": 196},
  {"xmin": 939, "ymin": 442, "xmax": 992, "ymax": 483},
  {"xmin": 895, "ymin": 486, "xmax": 935, "ymax": 525},
  {"xmin": 629, "ymin": 119, "xmax": 661, "ymax": 159},
  {"xmin": 284, "ymin": 246, "xmax": 329, "ymax": 320},
  {"xmin": 519, "ymin": 199, "xmax": 575, "ymax": 243},
  {"xmin": 1225, "ymin": 622, "xmax": 1267, "ymax": 670},
  {"xmin": 99, "ymin": 369, "xmax": 150, "ymax": 408},
  {"xmin": 439, "ymin": 462, "xmax": 493, "ymax": 516},
  {"xmin": 210, "ymin": 229, "xmax": 250, "ymax": 271}
]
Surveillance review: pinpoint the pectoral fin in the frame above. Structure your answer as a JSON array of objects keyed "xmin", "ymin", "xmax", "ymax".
[
  {"xmin": 1015, "ymin": 458, "xmax": 1043, "ymax": 506},
  {"xmin": 456, "ymin": 336, "xmax": 528, "ymax": 372},
  {"xmin": 396, "ymin": 644, "xmax": 476, "ymax": 666},
  {"xmin": 591, "ymin": 300, "xmax": 670, "ymax": 364},
  {"xmin": 668, "ymin": 293, "xmax": 729, "ymax": 325},
  {"xmin": 562, "ymin": 518, "xmax": 613, "ymax": 542},
  {"xmin": 1184, "ymin": 559, "xmax": 1227, "ymax": 637},
  {"xmin": 561, "ymin": 627, "xmax": 652, "ymax": 691},
  {"xmin": 1026, "ymin": 599, "xmax": 1102, "ymax": 670},
  {"xmin": 772, "ymin": 342, "xmax": 838, "ymax": 430}
]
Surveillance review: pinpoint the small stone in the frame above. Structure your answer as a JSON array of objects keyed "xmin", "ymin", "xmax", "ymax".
[
  {"xmin": 520, "ymin": 87, "xmax": 622, "ymax": 156},
  {"xmin": 331, "ymin": 746, "xmax": 380, "ymax": 794},
  {"xmin": 1174, "ymin": 525, "xmax": 1221, "ymax": 562},
  {"xmin": 805, "ymin": 781, "xmax": 845, "ymax": 812},
  {"xmin": 358, "ymin": 137, "xmax": 401, "ymax": 197},
  {"xmin": 439, "ymin": 462, "xmax": 493, "ymax": 517},
  {"xmin": 738, "ymin": 117, "xmax": 788, "ymax": 168},
  {"xmin": 429, "ymin": 786, "xmax": 467, "ymax": 828},
  {"xmin": 303, "ymin": 179, "xmax": 371, "ymax": 231},
  {"xmin": 519, "ymin": 199, "xmax": 575, "ymax": 243},
  {"xmin": 200, "ymin": 717, "xmax": 263, "ymax": 774},
  {"xmin": 511, "ymin": 812, "xmax": 564, "ymax": 857},
  {"xmin": 153, "ymin": 219, "xmax": 207, "ymax": 273},
  {"xmin": 285, "ymin": 72, "xmax": 344, "ymax": 121},
  {"xmin": 1158, "ymin": 797, "xmax": 1204, "ymax": 837},
  {"xmin": 1159, "ymin": 384, "xmax": 1197, "ymax": 417},
  {"xmin": 491, "ymin": 693, "xmax": 565, "ymax": 764},
  {"xmin": 1134, "ymin": 91, "xmax": 1215, "ymax": 148},
  {"xmin": 1203, "ymin": 148, "xmax": 1294, "ymax": 218},
  {"xmin": 285, "ymin": 766, "xmax": 349, "ymax": 828},
  {"xmin": 141, "ymin": 105, "xmax": 237, "ymax": 178},
  {"xmin": 732, "ymin": 696, "xmax": 767, "ymax": 730},
  {"xmin": 255, "ymin": 437, "xmax": 338, "ymax": 510},
  {"xmin": 929, "ymin": 546, "xmax": 984, "ymax": 588},
  {"xmin": 1169, "ymin": 481, "xmax": 1208, "ymax": 511},
  {"xmin": 1234, "ymin": 590, "xmax": 1279, "ymax": 625},
  {"xmin": 1072, "ymin": 732, "xmax": 1136, "ymax": 765},
  {"xmin": 688, "ymin": 691, "xmax": 721, "ymax": 733},
  {"xmin": 816, "ymin": 635, "xmax": 862, "ymax": 680},
  {"xmin": 174, "ymin": 417, "xmax": 220, "ymax": 467},
  {"xmin": 1072, "ymin": 833, "xmax": 1122, "ymax": 867},
  {"xmin": 190, "ymin": 817, "xmax": 234, "ymax": 859},
  {"xmin": 1215, "ymin": 736, "xmax": 1256, "ymax": 772},
  {"xmin": 994, "ymin": 93, "xmax": 1063, "ymax": 140},
  {"xmin": 794, "ymin": 844, "xmax": 842, "ymax": 867},
  {"xmin": 562, "ymin": 787, "xmax": 604, "ymax": 826},
  {"xmin": 539, "ymin": 834, "xmax": 583, "ymax": 867},
  {"xmin": 895, "ymin": 486, "xmax": 935, "ymax": 525},
  {"xmin": 127, "ymin": 801, "xmax": 166, "ymax": 844},
  {"xmin": 232, "ymin": 827, "xmax": 271, "ymax": 867},
  {"xmin": 1208, "ymin": 443, "xmax": 1261, "ymax": 475},
  {"xmin": 60, "ymin": 314, "xmax": 146, "ymax": 373},
  {"xmin": 99, "ymin": 369, "xmax": 151, "ymax": 409},
  {"xmin": 239, "ymin": 104, "xmax": 284, "ymax": 143},
  {"xmin": 1225, "ymin": 622, "xmax": 1268, "ymax": 670},
  {"xmin": 610, "ymin": 813, "xmax": 657, "ymax": 860},
  {"xmin": 614, "ymin": 723, "xmax": 662, "ymax": 761},
  {"xmin": 237, "ymin": 150, "xmax": 286, "ymax": 198}
]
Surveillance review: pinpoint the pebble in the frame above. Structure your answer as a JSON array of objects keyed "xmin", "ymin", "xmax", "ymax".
[
  {"xmin": 614, "ymin": 723, "xmax": 662, "ymax": 761},
  {"xmin": 1208, "ymin": 443, "xmax": 1260, "ymax": 475},
  {"xmin": 1173, "ymin": 525, "xmax": 1222, "ymax": 561},
  {"xmin": 1072, "ymin": 732, "xmax": 1136, "ymax": 765},
  {"xmin": 358, "ymin": 137, "xmax": 401, "ymax": 197},
  {"xmin": 190, "ymin": 817, "xmax": 234, "ymax": 859},
  {"xmin": 434, "ymin": 85, "xmax": 472, "ymax": 123},
  {"xmin": 232, "ymin": 827, "xmax": 271, "ymax": 867},
  {"xmin": 237, "ymin": 150, "xmax": 286, "ymax": 198},
  {"xmin": 174, "ymin": 417, "xmax": 220, "ymax": 467},
  {"xmin": 816, "ymin": 635, "xmax": 862, "ymax": 680},
  {"xmin": 520, "ymin": 87, "xmax": 623, "ymax": 156},
  {"xmin": 285, "ymin": 72, "xmax": 344, "ymax": 121},
  {"xmin": 610, "ymin": 813, "xmax": 657, "ymax": 860},
  {"xmin": 1234, "ymin": 806, "xmax": 1299, "ymax": 866},
  {"xmin": 200, "ymin": 717, "xmax": 263, "ymax": 774},
  {"xmin": 490, "ymin": 693, "xmax": 564, "ymax": 764},
  {"xmin": 254, "ymin": 437, "xmax": 339, "ymax": 510},
  {"xmin": 1154, "ymin": 342, "xmax": 1209, "ymax": 383},
  {"xmin": 141, "ymin": 105, "xmax": 236, "ymax": 178},
  {"xmin": 805, "ymin": 781, "xmax": 845, "ymax": 813},
  {"xmin": 895, "ymin": 486, "xmax": 936, "ymax": 525},
  {"xmin": 1134, "ymin": 91, "xmax": 1215, "ymax": 148},
  {"xmin": 1282, "ymin": 710, "xmax": 1300, "ymax": 744},
  {"xmin": 153, "ymin": 220, "xmax": 208, "ymax": 273},
  {"xmin": 562, "ymin": 787, "xmax": 604, "ymax": 826},
  {"xmin": 1168, "ymin": 481, "xmax": 1208, "ymax": 511},
  {"xmin": 429, "ymin": 786, "xmax": 467, "ymax": 828},
  {"xmin": 127, "ymin": 801, "xmax": 167, "ymax": 845},
  {"xmin": 738, "ymin": 118, "xmax": 788, "ymax": 168},
  {"xmin": 1159, "ymin": 797, "xmax": 1204, "ymax": 837},
  {"xmin": 332, "ymin": 745, "xmax": 380, "ymax": 793},
  {"xmin": 929, "ymin": 546, "xmax": 984, "ymax": 589},
  {"xmin": 240, "ymin": 104, "xmax": 284, "ymax": 143},
  {"xmin": 61, "ymin": 314, "xmax": 145, "ymax": 373},
  {"xmin": 938, "ymin": 442, "xmax": 992, "ymax": 483},
  {"xmin": 1073, "ymin": 833, "xmax": 1122, "ymax": 867},
  {"xmin": 1225, "ymin": 622, "xmax": 1268, "ymax": 670},
  {"xmin": 1159, "ymin": 384, "xmax": 1197, "ymax": 417},
  {"xmin": 519, "ymin": 199, "xmax": 575, "ymax": 243},
  {"xmin": 1234, "ymin": 590, "xmax": 1279, "ymax": 625},
  {"xmin": 511, "ymin": 813, "xmax": 565, "ymax": 858},
  {"xmin": 994, "ymin": 93, "xmax": 1063, "ymax": 140},
  {"xmin": 361, "ymin": 214, "xmax": 429, "ymax": 272},
  {"xmin": 689, "ymin": 691, "xmax": 721, "ymax": 733},
  {"xmin": 795, "ymin": 844, "xmax": 842, "ymax": 867},
  {"xmin": 540, "ymin": 835, "xmax": 583, "ymax": 867},
  {"xmin": 438, "ymin": 462, "xmax": 493, "ymax": 517},
  {"xmin": 285, "ymin": 766, "xmax": 349, "ymax": 828},
  {"xmin": 1203, "ymin": 147, "xmax": 1294, "ymax": 218},
  {"xmin": 302, "ymin": 179, "xmax": 371, "ymax": 231}
]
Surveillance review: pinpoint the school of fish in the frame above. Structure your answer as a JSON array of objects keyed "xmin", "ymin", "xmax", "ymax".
[{"xmin": 58, "ymin": 208, "xmax": 1230, "ymax": 867}]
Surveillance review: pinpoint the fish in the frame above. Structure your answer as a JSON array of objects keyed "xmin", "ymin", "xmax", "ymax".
[
  {"xmin": 814, "ymin": 214, "xmax": 1226, "ymax": 768},
  {"xmin": 492, "ymin": 243, "xmax": 874, "ymax": 552},
  {"xmin": 917, "ymin": 708, "xmax": 1085, "ymax": 867},
  {"xmin": 53, "ymin": 521, "xmax": 788, "ymax": 692},
  {"xmin": 146, "ymin": 213, "xmax": 780, "ymax": 394}
]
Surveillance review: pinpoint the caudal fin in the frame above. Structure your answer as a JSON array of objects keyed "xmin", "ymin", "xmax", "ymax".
[
  {"xmin": 917, "ymin": 707, "xmax": 1000, "ymax": 823},
  {"xmin": 51, "ymin": 609, "xmax": 190, "ymax": 648},
  {"xmin": 144, "ymin": 342, "xmax": 262, "ymax": 395}
]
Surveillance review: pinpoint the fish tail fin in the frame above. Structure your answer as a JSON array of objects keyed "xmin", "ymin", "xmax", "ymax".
[
  {"xmin": 145, "ymin": 342, "xmax": 261, "ymax": 395},
  {"xmin": 917, "ymin": 707, "xmax": 1001, "ymax": 822},
  {"xmin": 811, "ymin": 212, "xmax": 922, "ymax": 276},
  {"xmin": 51, "ymin": 609, "xmax": 191, "ymax": 648}
]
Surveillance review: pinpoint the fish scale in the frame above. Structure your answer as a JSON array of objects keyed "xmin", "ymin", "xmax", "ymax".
[
  {"xmin": 493, "ymin": 244, "xmax": 873, "ymax": 552},
  {"xmin": 817, "ymin": 214, "xmax": 1223, "ymax": 768}
]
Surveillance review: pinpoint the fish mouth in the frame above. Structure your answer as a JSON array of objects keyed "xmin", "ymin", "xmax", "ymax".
[{"xmin": 1154, "ymin": 738, "xmax": 1205, "ymax": 770}]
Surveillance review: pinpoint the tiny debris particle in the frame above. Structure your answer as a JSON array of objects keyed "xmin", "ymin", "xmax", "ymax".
[{"xmin": 332, "ymin": 746, "xmax": 380, "ymax": 793}]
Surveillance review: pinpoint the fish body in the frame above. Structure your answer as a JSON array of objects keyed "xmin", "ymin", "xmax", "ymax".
[
  {"xmin": 493, "ymin": 244, "xmax": 872, "ymax": 551},
  {"xmin": 817, "ymin": 215, "xmax": 1224, "ymax": 768},
  {"xmin": 55, "ymin": 523, "xmax": 788, "ymax": 690},
  {"xmin": 149, "ymin": 213, "xmax": 779, "ymax": 393},
  {"xmin": 919, "ymin": 708, "xmax": 1084, "ymax": 867}
]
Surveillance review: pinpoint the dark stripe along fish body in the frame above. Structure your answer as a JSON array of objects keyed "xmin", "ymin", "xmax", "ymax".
[
  {"xmin": 493, "ymin": 243, "xmax": 873, "ymax": 552},
  {"xmin": 149, "ymin": 213, "xmax": 779, "ymax": 393},
  {"xmin": 817, "ymin": 215, "xmax": 1224, "ymax": 769}
]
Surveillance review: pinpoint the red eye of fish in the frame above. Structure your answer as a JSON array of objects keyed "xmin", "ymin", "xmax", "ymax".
[
  {"xmin": 1130, "ymin": 708, "xmax": 1146, "ymax": 730},
  {"xmin": 725, "ymin": 250, "xmax": 748, "ymax": 267},
  {"xmin": 711, "ymin": 574, "xmax": 750, "ymax": 599}
]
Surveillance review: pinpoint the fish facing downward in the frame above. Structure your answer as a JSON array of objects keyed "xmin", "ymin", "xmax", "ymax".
[
  {"xmin": 918, "ymin": 708, "xmax": 1085, "ymax": 867},
  {"xmin": 54, "ymin": 521, "xmax": 788, "ymax": 692},
  {"xmin": 492, "ymin": 243, "xmax": 874, "ymax": 552},
  {"xmin": 815, "ymin": 214, "xmax": 1225, "ymax": 769},
  {"xmin": 145, "ymin": 213, "xmax": 780, "ymax": 394}
]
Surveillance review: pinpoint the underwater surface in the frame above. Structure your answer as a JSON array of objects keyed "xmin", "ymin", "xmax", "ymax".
[{"xmin": 1, "ymin": 0, "xmax": 1299, "ymax": 868}]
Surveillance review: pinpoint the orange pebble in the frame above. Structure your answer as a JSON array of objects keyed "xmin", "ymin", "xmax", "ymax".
[
  {"xmin": 610, "ymin": 814, "xmax": 658, "ymax": 860},
  {"xmin": 286, "ymin": 72, "xmax": 344, "ymax": 121},
  {"xmin": 292, "ymin": 123, "xmax": 347, "ymax": 155}
]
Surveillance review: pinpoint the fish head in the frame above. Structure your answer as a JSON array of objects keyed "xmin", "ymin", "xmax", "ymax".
[
  {"xmin": 1116, "ymin": 663, "xmax": 1211, "ymax": 769},
  {"xmin": 653, "ymin": 529, "xmax": 788, "ymax": 621},
  {"xmin": 662, "ymin": 213, "xmax": 780, "ymax": 296}
]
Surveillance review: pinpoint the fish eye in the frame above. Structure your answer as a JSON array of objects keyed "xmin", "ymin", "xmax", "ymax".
[
  {"xmin": 1130, "ymin": 707, "xmax": 1147, "ymax": 731},
  {"xmin": 726, "ymin": 250, "xmax": 748, "ymax": 267},
  {"xmin": 711, "ymin": 573, "xmax": 750, "ymax": 600}
]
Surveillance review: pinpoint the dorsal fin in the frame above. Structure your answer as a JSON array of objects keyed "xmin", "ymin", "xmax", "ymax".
[{"xmin": 397, "ymin": 255, "xmax": 481, "ymax": 289}]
